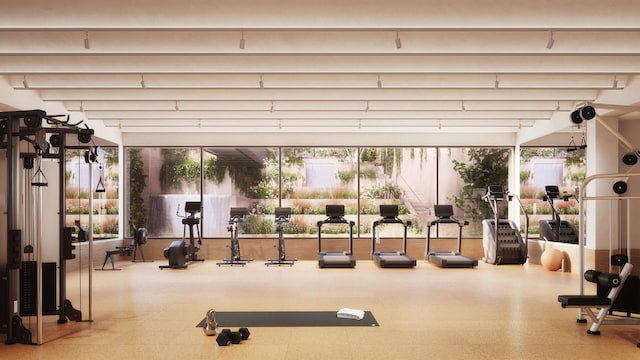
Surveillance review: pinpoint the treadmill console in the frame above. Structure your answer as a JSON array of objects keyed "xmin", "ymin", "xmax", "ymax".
[
  {"xmin": 325, "ymin": 204, "xmax": 345, "ymax": 218},
  {"xmin": 379, "ymin": 204, "xmax": 399, "ymax": 219},
  {"xmin": 274, "ymin": 207, "xmax": 292, "ymax": 222}
]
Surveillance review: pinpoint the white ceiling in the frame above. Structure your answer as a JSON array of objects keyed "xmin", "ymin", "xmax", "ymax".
[{"xmin": 1, "ymin": 0, "xmax": 640, "ymax": 143}]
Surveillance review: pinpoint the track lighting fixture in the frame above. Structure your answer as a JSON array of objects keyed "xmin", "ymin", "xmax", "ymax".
[
  {"xmin": 377, "ymin": 75, "xmax": 382, "ymax": 89},
  {"xmin": 365, "ymin": 101, "xmax": 370, "ymax": 112},
  {"xmin": 140, "ymin": 74, "xmax": 146, "ymax": 88},
  {"xmin": 240, "ymin": 32, "xmax": 245, "ymax": 49},
  {"xmin": 174, "ymin": 101, "xmax": 180, "ymax": 111},
  {"xmin": 270, "ymin": 101, "xmax": 274, "ymax": 112},
  {"xmin": 23, "ymin": 75, "xmax": 29, "ymax": 89},
  {"xmin": 494, "ymin": 75, "xmax": 499, "ymax": 89},
  {"xmin": 613, "ymin": 76, "xmax": 618, "ymax": 89},
  {"xmin": 570, "ymin": 105, "xmax": 596, "ymax": 124},
  {"xmin": 84, "ymin": 31, "xmax": 91, "ymax": 49},
  {"xmin": 461, "ymin": 101, "xmax": 466, "ymax": 111},
  {"xmin": 259, "ymin": 75, "xmax": 264, "ymax": 89},
  {"xmin": 546, "ymin": 31, "xmax": 555, "ymax": 49},
  {"xmin": 395, "ymin": 32, "xmax": 402, "ymax": 49},
  {"xmin": 80, "ymin": 101, "xmax": 84, "ymax": 112}
]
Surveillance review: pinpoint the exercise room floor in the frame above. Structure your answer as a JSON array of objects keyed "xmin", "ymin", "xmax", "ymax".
[{"xmin": 1, "ymin": 260, "xmax": 639, "ymax": 359}]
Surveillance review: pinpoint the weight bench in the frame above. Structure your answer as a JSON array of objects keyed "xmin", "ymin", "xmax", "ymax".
[{"xmin": 557, "ymin": 262, "xmax": 634, "ymax": 336}]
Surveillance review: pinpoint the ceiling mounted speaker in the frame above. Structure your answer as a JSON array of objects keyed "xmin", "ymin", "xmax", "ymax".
[
  {"xmin": 613, "ymin": 181, "xmax": 627, "ymax": 195},
  {"xmin": 622, "ymin": 153, "xmax": 638, "ymax": 166},
  {"xmin": 24, "ymin": 115, "xmax": 42, "ymax": 129}
]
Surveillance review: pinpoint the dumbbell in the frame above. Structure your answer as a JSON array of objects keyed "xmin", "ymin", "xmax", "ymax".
[{"xmin": 215, "ymin": 328, "xmax": 250, "ymax": 346}]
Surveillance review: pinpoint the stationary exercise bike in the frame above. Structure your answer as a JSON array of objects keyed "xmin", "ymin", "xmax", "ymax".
[
  {"xmin": 217, "ymin": 207, "xmax": 253, "ymax": 266},
  {"xmin": 159, "ymin": 201, "xmax": 204, "ymax": 269},
  {"xmin": 265, "ymin": 207, "xmax": 297, "ymax": 266}
]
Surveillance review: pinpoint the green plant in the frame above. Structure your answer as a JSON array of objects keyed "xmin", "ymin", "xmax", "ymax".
[
  {"xmin": 363, "ymin": 183, "xmax": 402, "ymax": 199},
  {"xmin": 128, "ymin": 148, "xmax": 148, "ymax": 231},
  {"xmin": 337, "ymin": 169, "xmax": 356, "ymax": 184},
  {"xmin": 450, "ymin": 148, "xmax": 511, "ymax": 222},
  {"xmin": 160, "ymin": 149, "xmax": 201, "ymax": 191},
  {"xmin": 360, "ymin": 148, "xmax": 377, "ymax": 162}
]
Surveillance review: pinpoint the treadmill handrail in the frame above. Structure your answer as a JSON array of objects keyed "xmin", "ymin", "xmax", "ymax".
[
  {"xmin": 317, "ymin": 216, "xmax": 355, "ymax": 226},
  {"xmin": 317, "ymin": 216, "xmax": 355, "ymax": 255},
  {"xmin": 427, "ymin": 216, "xmax": 468, "ymax": 227},
  {"xmin": 371, "ymin": 216, "xmax": 410, "ymax": 256}
]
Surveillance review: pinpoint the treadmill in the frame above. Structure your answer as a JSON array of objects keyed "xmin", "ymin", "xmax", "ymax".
[
  {"xmin": 426, "ymin": 205, "xmax": 478, "ymax": 268},
  {"xmin": 371, "ymin": 205, "xmax": 416, "ymax": 268},
  {"xmin": 317, "ymin": 205, "xmax": 356, "ymax": 268}
]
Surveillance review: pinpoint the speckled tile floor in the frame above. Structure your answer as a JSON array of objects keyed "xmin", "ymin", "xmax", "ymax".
[{"xmin": 2, "ymin": 260, "xmax": 639, "ymax": 359}]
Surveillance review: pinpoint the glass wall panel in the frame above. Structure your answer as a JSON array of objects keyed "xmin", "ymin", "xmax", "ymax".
[
  {"xmin": 66, "ymin": 147, "xmax": 119, "ymax": 240},
  {"xmin": 359, "ymin": 147, "xmax": 436, "ymax": 238},
  {"xmin": 280, "ymin": 147, "xmax": 358, "ymax": 237},
  {"xmin": 126, "ymin": 147, "xmax": 201, "ymax": 238},
  {"xmin": 440, "ymin": 148, "xmax": 511, "ymax": 237},
  {"xmin": 124, "ymin": 146, "xmax": 524, "ymax": 239},
  {"xmin": 202, "ymin": 147, "xmax": 278, "ymax": 237},
  {"xmin": 520, "ymin": 147, "xmax": 585, "ymax": 238}
]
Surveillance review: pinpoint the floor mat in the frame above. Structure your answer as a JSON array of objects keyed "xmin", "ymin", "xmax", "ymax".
[{"xmin": 196, "ymin": 311, "xmax": 379, "ymax": 327}]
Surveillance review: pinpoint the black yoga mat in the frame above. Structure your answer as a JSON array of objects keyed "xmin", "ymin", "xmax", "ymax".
[{"xmin": 196, "ymin": 311, "xmax": 379, "ymax": 327}]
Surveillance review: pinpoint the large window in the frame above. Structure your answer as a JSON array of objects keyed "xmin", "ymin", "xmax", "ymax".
[
  {"xmin": 65, "ymin": 147, "xmax": 119, "ymax": 239},
  {"xmin": 125, "ymin": 146, "xmax": 516, "ymax": 238},
  {"xmin": 519, "ymin": 147, "xmax": 585, "ymax": 237},
  {"xmin": 126, "ymin": 148, "xmax": 201, "ymax": 237},
  {"xmin": 281, "ymin": 148, "xmax": 358, "ymax": 237}
]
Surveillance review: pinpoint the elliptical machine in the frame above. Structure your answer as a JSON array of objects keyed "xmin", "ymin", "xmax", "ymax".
[
  {"xmin": 159, "ymin": 201, "xmax": 204, "ymax": 269},
  {"xmin": 217, "ymin": 207, "xmax": 253, "ymax": 266},
  {"xmin": 265, "ymin": 207, "xmax": 297, "ymax": 266}
]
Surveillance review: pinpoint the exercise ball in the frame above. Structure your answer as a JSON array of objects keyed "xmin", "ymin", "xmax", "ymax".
[{"xmin": 540, "ymin": 248, "xmax": 564, "ymax": 271}]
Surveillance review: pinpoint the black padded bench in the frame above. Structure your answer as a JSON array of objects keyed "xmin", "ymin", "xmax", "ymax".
[{"xmin": 557, "ymin": 295, "xmax": 612, "ymax": 308}]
